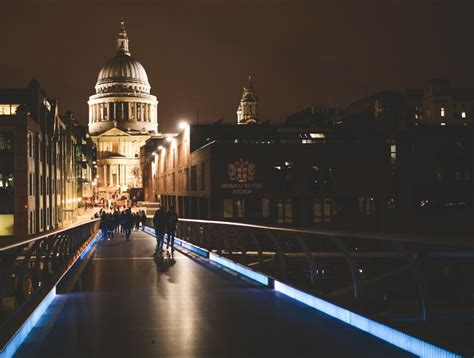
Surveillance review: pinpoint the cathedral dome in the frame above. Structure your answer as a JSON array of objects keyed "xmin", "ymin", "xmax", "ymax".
[
  {"xmin": 94, "ymin": 19, "xmax": 151, "ymax": 94},
  {"xmin": 97, "ymin": 53, "xmax": 150, "ymax": 88},
  {"xmin": 88, "ymin": 19, "xmax": 158, "ymax": 135}
]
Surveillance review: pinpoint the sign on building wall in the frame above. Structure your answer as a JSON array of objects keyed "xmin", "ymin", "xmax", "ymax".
[{"xmin": 220, "ymin": 158, "xmax": 263, "ymax": 195}]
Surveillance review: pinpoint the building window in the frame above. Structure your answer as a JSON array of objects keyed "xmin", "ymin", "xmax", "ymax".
[
  {"xmin": 440, "ymin": 107, "xmax": 445, "ymax": 117},
  {"xmin": 358, "ymin": 197, "xmax": 375, "ymax": 215},
  {"xmin": 0, "ymin": 214, "xmax": 14, "ymax": 236},
  {"xmin": 0, "ymin": 173, "xmax": 14, "ymax": 193},
  {"xmin": 0, "ymin": 104, "xmax": 20, "ymax": 115},
  {"xmin": 223, "ymin": 199, "xmax": 245, "ymax": 218},
  {"xmin": 313, "ymin": 198, "xmax": 334, "ymax": 223},
  {"xmin": 190, "ymin": 165, "xmax": 197, "ymax": 191},
  {"xmin": 0, "ymin": 132, "xmax": 13, "ymax": 151},
  {"xmin": 184, "ymin": 168, "xmax": 189, "ymax": 191},
  {"xmin": 276, "ymin": 200, "xmax": 293, "ymax": 224},
  {"xmin": 272, "ymin": 161, "xmax": 294, "ymax": 192},
  {"xmin": 390, "ymin": 144, "xmax": 397, "ymax": 173},
  {"xmin": 200, "ymin": 162, "xmax": 206, "ymax": 191},
  {"xmin": 223, "ymin": 199, "xmax": 233, "ymax": 218},
  {"xmin": 29, "ymin": 173, "xmax": 33, "ymax": 195},
  {"xmin": 234, "ymin": 199, "xmax": 245, "ymax": 218}
]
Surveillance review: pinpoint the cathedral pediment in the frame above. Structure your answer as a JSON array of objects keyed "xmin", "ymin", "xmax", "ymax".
[{"xmin": 96, "ymin": 127, "xmax": 131, "ymax": 137}]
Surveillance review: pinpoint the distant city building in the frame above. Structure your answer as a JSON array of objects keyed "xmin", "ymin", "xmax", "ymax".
[
  {"xmin": 141, "ymin": 79, "xmax": 472, "ymax": 236},
  {"xmin": 142, "ymin": 123, "xmax": 393, "ymax": 231},
  {"xmin": 73, "ymin": 123, "xmax": 96, "ymax": 204},
  {"xmin": 0, "ymin": 80, "xmax": 89, "ymax": 239},
  {"xmin": 285, "ymin": 105, "xmax": 344, "ymax": 127},
  {"xmin": 338, "ymin": 79, "xmax": 473, "ymax": 129},
  {"xmin": 88, "ymin": 19, "xmax": 158, "ymax": 200},
  {"xmin": 237, "ymin": 76, "xmax": 259, "ymax": 124}
]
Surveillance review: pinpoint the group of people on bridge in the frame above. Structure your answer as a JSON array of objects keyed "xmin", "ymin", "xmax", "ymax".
[
  {"xmin": 95, "ymin": 206, "xmax": 179, "ymax": 254},
  {"xmin": 97, "ymin": 209, "xmax": 147, "ymax": 241}
]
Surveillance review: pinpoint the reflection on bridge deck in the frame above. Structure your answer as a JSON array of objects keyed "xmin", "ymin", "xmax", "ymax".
[{"xmin": 16, "ymin": 231, "xmax": 412, "ymax": 357}]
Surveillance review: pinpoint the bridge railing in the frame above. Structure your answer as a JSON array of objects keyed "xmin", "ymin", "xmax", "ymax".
[
  {"xmin": 0, "ymin": 219, "xmax": 100, "ymax": 350},
  {"xmin": 169, "ymin": 219, "xmax": 473, "ymax": 326}
]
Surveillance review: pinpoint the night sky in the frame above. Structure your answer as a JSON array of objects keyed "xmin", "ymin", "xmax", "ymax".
[{"xmin": 1, "ymin": 0, "xmax": 473, "ymax": 132}]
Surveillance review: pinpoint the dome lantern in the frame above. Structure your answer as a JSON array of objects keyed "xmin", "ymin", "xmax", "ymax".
[{"xmin": 117, "ymin": 18, "xmax": 130, "ymax": 55}]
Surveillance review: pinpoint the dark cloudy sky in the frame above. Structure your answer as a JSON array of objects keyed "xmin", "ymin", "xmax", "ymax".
[{"xmin": 1, "ymin": 0, "xmax": 473, "ymax": 131}]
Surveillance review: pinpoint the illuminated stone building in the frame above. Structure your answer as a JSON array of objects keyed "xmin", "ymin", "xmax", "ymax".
[
  {"xmin": 88, "ymin": 20, "xmax": 158, "ymax": 198},
  {"xmin": 237, "ymin": 76, "xmax": 259, "ymax": 124},
  {"xmin": 0, "ymin": 80, "xmax": 85, "ymax": 239}
]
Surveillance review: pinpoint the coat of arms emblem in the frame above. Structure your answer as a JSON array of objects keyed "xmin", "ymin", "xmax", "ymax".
[{"xmin": 228, "ymin": 159, "xmax": 256, "ymax": 183}]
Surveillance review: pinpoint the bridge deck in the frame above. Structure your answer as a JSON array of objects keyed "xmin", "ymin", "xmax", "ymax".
[{"xmin": 16, "ymin": 231, "xmax": 412, "ymax": 357}]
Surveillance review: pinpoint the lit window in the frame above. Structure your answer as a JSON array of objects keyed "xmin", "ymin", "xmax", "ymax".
[
  {"xmin": 309, "ymin": 133, "xmax": 325, "ymax": 139},
  {"xmin": 390, "ymin": 144, "xmax": 397, "ymax": 161},
  {"xmin": 276, "ymin": 200, "xmax": 293, "ymax": 223},
  {"xmin": 461, "ymin": 111, "xmax": 466, "ymax": 118},
  {"xmin": 441, "ymin": 122, "xmax": 446, "ymax": 126},
  {"xmin": 223, "ymin": 199, "xmax": 233, "ymax": 218},
  {"xmin": 0, "ymin": 214, "xmax": 14, "ymax": 236},
  {"xmin": 0, "ymin": 104, "xmax": 20, "ymax": 115},
  {"xmin": 440, "ymin": 107, "xmax": 445, "ymax": 117}
]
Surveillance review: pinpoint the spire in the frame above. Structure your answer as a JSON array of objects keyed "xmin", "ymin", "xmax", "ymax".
[
  {"xmin": 247, "ymin": 75, "xmax": 253, "ymax": 89},
  {"xmin": 237, "ymin": 76, "xmax": 259, "ymax": 124},
  {"xmin": 117, "ymin": 17, "xmax": 130, "ymax": 55}
]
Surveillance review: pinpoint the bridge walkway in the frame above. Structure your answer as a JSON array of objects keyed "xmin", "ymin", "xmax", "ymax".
[{"xmin": 16, "ymin": 230, "xmax": 412, "ymax": 357}]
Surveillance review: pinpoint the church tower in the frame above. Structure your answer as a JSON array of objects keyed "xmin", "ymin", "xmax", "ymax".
[{"xmin": 237, "ymin": 76, "xmax": 259, "ymax": 124}]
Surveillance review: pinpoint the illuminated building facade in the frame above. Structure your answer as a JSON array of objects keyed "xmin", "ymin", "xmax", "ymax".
[
  {"xmin": 88, "ymin": 20, "xmax": 158, "ymax": 198},
  {"xmin": 0, "ymin": 80, "xmax": 87, "ymax": 239},
  {"xmin": 237, "ymin": 76, "xmax": 259, "ymax": 124}
]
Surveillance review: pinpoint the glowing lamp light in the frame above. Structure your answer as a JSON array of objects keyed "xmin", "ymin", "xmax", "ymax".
[
  {"xmin": 165, "ymin": 136, "xmax": 173, "ymax": 143},
  {"xmin": 178, "ymin": 121, "xmax": 188, "ymax": 130},
  {"xmin": 158, "ymin": 145, "xmax": 164, "ymax": 151}
]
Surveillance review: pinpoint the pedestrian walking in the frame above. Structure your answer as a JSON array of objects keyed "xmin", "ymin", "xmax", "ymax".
[
  {"xmin": 134, "ymin": 212, "xmax": 141, "ymax": 231},
  {"xmin": 100, "ymin": 213, "xmax": 108, "ymax": 241},
  {"xmin": 153, "ymin": 206, "xmax": 167, "ymax": 252},
  {"xmin": 166, "ymin": 206, "xmax": 179, "ymax": 252},
  {"xmin": 140, "ymin": 210, "xmax": 147, "ymax": 231},
  {"xmin": 123, "ymin": 209, "xmax": 133, "ymax": 241}
]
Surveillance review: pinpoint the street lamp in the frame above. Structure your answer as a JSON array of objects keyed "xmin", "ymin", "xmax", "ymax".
[{"xmin": 178, "ymin": 121, "xmax": 188, "ymax": 130}]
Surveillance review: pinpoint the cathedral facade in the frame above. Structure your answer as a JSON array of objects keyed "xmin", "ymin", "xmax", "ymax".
[{"xmin": 88, "ymin": 20, "xmax": 158, "ymax": 196}]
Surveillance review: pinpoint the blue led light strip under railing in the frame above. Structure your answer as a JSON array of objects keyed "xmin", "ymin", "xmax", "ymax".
[
  {"xmin": 0, "ymin": 232, "xmax": 101, "ymax": 358},
  {"xmin": 273, "ymin": 280, "xmax": 461, "ymax": 358}
]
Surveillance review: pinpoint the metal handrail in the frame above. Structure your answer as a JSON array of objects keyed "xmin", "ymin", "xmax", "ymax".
[
  {"xmin": 0, "ymin": 219, "xmax": 101, "ymax": 252},
  {"xmin": 171, "ymin": 217, "xmax": 473, "ymax": 353},
  {"xmin": 0, "ymin": 219, "xmax": 100, "ymax": 350},
  {"xmin": 177, "ymin": 218, "xmax": 473, "ymax": 248}
]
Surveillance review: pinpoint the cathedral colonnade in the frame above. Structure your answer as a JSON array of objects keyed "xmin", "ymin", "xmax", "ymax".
[{"xmin": 88, "ymin": 100, "xmax": 156, "ymax": 124}]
